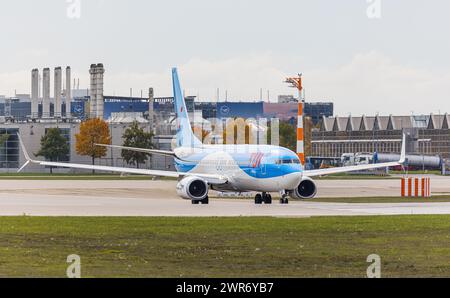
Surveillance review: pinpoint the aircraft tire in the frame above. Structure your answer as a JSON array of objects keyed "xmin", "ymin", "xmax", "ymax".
[
  {"xmin": 264, "ymin": 194, "xmax": 272, "ymax": 204},
  {"xmin": 280, "ymin": 197, "xmax": 289, "ymax": 204},
  {"xmin": 255, "ymin": 194, "xmax": 263, "ymax": 204}
]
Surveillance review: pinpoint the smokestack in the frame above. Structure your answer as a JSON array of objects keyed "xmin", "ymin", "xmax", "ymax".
[
  {"xmin": 31, "ymin": 69, "xmax": 39, "ymax": 118},
  {"xmin": 54, "ymin": 67, "xmax": 62, "ymax": 117},
  {"xmin": 149, "ymin": 87, "xmax": 154, "ymax": 133},
  {"xmin": 42, "ymin": 68, "xmax": 50, "ymax": 118},
  {"xmin": 89, "ymin": 64, "xmax": 97, "ymax": 118},
  {"xmin": 66, "ymin": 67, "xmax": 71, "ymax": 117},
  {"xmin": 95, "ymin": 63, "xmax": 105, "ymax": 119}
]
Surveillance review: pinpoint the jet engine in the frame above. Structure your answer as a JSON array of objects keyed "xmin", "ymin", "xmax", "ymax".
[
  {"xmin": 289, "ymin": 177, "xmax": 317, "ymax": 200},
  {"xmin": 176, "ymin": 176, "xmax": 209, "ymax": 201}
]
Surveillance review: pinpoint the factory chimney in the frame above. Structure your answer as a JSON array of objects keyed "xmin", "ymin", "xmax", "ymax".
[
  {"xmin": 89, "ymin": 64, "xmax": 97, "ymax": 118},
  {"xmin": 31, "ymin": 69, "xmax": 39, "ymax": 118},
  {"xmin": 65, "ymin": 67, "xmax": 71, "ymax": 117},
  {"xmin": 88, "ymin": 63, "xmax": 105, "ymax": 119},
  {"xmin": 54, "ymin": 67, "xmax": 62, "ymax": 117},
  {"xmin": 42, "ymin": 68, "xmax": 51, "ymax": 118},
  {"xmin": 95, "ymin": 63, "xmax": 105, "ymax": 119},
  {"xmin": 148, "ymin": 87, "xmax": 154, "ymax": 133}
]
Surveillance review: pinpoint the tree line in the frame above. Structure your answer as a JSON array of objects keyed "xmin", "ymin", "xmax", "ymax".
[{"xmin": 31, "ymin": 119, "xmax": 153, "ymax": 173}]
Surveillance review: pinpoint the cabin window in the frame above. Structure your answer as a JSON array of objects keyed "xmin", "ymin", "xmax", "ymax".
[{"xmin": 275, "ymin": 158, "xmax": 300, "ymax": 164}]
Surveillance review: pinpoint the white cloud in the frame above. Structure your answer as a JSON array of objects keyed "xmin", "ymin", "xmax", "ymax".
[
  {"xmin": 104, "ymin": 51, "xmax": 450, "ymax": 115},
  {"xmin": 0, "ymin": 71, "xmax": 29, "ymax": 96},
  {"xmin": 306, "ymin": 51, "xmax": 450, "ymax": 115},
  {"xmin": 103, "ymin": 53, "xmax": 291, "ymax": 101}
]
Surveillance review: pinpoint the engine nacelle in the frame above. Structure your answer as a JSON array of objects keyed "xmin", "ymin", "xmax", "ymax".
[
  {"xmin": 289, "ymin": 177, "xmax": 317, "ymax": 200},
  {"xmin": 176, "ymin": 176, "xmax": 209, "ymax": 201}
]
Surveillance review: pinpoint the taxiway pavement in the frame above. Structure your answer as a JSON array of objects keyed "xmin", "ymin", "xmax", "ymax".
[{"xmin": 0, "ymin": 177, "xmax": 449, "ymax": 217}]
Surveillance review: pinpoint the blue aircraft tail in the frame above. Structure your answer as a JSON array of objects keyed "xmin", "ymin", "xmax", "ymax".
[{"xmin": 172, "ymin": 68, "xmax": 202, "ymax": 148}]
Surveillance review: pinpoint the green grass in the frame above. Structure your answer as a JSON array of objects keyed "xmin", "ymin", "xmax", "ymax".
[
  {"xmin": 390, "ymin": 170, "xmax": 442, "ymax": 175},
  {"xmin": 0, "ymin": 216, "xmax": 449, "ymax": 278}
]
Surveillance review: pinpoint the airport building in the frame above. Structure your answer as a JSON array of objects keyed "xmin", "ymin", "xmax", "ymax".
[
  {"xmin": 312, "ymin": 114, "xmax": 450, "ymax": 159},
  {"xmin": 0, "ymin": 95, "xmax": 333, "ymax": 126}
]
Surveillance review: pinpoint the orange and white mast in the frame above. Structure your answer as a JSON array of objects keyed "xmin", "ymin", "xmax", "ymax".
[{"xmin": 285, "ymin": 74, "xmax": 305, "ymax": 165}]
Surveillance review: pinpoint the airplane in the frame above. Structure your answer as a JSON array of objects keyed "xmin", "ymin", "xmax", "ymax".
[{"xmin": 17, "ymin": 68, "xmax": 406, "ymax": 205}]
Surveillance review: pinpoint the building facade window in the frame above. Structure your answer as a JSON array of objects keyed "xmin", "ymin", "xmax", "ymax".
[{"xmin": 0, "ymin": 129, "xmax": 19, "ymax": 169}]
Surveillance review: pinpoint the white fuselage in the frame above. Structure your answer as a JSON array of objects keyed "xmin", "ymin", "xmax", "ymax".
[{"xmin": 174, "ymin": 144, "xmax": 304, "ymax": 193}]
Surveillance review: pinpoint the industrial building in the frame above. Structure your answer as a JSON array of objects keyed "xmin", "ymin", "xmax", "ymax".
[
  {"xmin": 5, "ymin": 62, "xmax": 450, "ymax": 173},
  {"xmin": 1, "ymin": 63, "xmax": 335, "ymax": 172},
  {"xmin": 0, "ymin": 64, "xmax": 162, "ymax": 173},
  {"xmin": 312, "ymin": 114, "xmax": 450, "ymax": 159}
]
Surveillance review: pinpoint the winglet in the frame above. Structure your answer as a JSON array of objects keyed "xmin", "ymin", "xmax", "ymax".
[
  {"xmin": 399, "ymin": 134, "xmax": 406, "ymax": 164},
  {"xmin": 17, "ymin": 133, "xmax": 33, "ymax": 172}
]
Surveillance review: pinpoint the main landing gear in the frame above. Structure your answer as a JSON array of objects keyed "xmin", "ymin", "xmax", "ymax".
[
  {"xmin": 191, "ymin": 197, "xmax": 209, "ymax": 205},
  {"xmin": 254, "ymin": 192, "xmax": 272, "ymax": 204}
]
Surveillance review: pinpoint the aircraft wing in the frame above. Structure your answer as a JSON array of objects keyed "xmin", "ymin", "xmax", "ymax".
[
  {"xmin": 303, "ymin": 134, "xmax": 406, "ymax": 177},
  {"xmin": 17, "ymin": 134, "xmax": 227, "ymax": 184},
  {"xmin": 303, "ymin": 161, "xmax": 402, "ymax": 177},
  {"xmin": 95, "ymin": 144, "xmax": 176, "ymax": 157}
]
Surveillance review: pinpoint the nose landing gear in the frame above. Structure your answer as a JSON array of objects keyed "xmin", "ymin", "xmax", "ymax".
[
  {"xmin": 279, "ymin": 196, "xmax": 289, "ymax": 204},
  {"xmin": 279, "ymin": 190, "xmax": 289, "ymax": 204},
  {"xmin": 191, "ymin": 197, "xmax": 209, "ymax": 205}
]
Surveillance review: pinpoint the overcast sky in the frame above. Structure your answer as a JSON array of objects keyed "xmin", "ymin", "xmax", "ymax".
[{"xmin": 0, "ymin": 0, "xmax": 449, "ymax": 115}]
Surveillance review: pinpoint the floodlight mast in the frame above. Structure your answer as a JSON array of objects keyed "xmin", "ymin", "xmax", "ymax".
[{"xmin": 284, "ymin": 74, "xmax": 305, "ymax": 165}]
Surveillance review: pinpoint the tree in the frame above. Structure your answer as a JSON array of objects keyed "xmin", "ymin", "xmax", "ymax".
[
  {"xmin": 0, "ymin": 134, "xmax": 10, "ymax": 165},
  {"xmin": 222, "ymin": 118, "xmax": 255, "ymax": 144},
  {"xmin": 192, "ymin": 125, "xmax": 211, "ymax": 143},
  {"xmin": 267, "ymin": 120, "xmax": 297, "ymax": 152},
  {"xmin": 35, "ymin": 128, "xmax": 69, "ymax": 174},
  {"xmin": 304, "ymin": 116, "xmax": 313, "ymax": 156},
  {"xmin": 121, "ymin": 121, "xmax": 154, "ymax": 168},
  {"xmin": 75, "ymin": 118, "xmax": 111, "ymax": 173},
  {"xmin": 0, "ymin": 134, "xmax": 9, "ymax": 147},
  {"xmin": 279, "ymin": 121, "xmax": 297, "ymax": 152}
]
